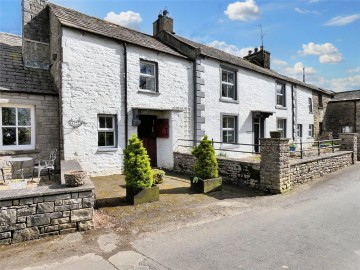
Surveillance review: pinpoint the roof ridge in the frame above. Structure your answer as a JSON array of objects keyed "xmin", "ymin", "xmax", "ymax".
[{"xmin": 0, "ymin": 32, "xmax": 21, "ymax": 38}]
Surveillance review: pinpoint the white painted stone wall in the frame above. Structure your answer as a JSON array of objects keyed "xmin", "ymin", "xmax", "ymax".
[
  {"xmin": 295, "ymin": 85, "xmax": 315, "ymax": 146},
  {"xmin": 199, "ymin": 58, "xmax": 292, "ymax": 158},
  {"xmin": 61, "ymin": 28, "xmax": 123, "ymax": 176},
  {"xmin": 61, "ymin": 28, "xmax": 193, "ymax": 175},
  {"xmin": 126, "ymin": 45, "xmax": 193, "ymax": 169}
]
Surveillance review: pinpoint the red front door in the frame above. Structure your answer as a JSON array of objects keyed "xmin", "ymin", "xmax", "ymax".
[{"xmin": 138, "ymin": 115, "xmax": 157, "ymax": 167}]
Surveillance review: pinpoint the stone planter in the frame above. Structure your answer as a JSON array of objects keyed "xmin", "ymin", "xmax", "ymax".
[
  {"xmin": 64, "ymin": 170, "xmax": 86, "ymax": 187},
  {"xmin": 126, "ymin": 185, "xmax": 159, "ymax": 205},
  {"xmin": 289, "ymin": 146, "xmax": 296, "ymax": 151},
  {"xmin": 190, "ymin": 177, "xmax": 222, "ymax": 193},
  {"xmin": 270, "ymin": 131, "xmax": 281, "ymax": 138}
]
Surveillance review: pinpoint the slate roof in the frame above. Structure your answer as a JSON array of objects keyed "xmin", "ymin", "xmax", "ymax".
[
  {"xmin": 48, "ymin": 3, "xmax": 186, "ymax": 58},
  {"xmin": 172, "ymin": 35, "xmax": 334, "ymax": 96},
  {"xmin": 330, "ymin": 90, "xmax": 360, "ymax": 102},
  {"xmin": 0, "ymin": 32, "xmax": 56, "ymax": 95}
]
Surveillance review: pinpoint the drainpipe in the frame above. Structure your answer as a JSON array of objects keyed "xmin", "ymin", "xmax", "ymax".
[
  {"xmin": 291, "ymin": 84, "xmax": 295, "ymax": 140},
  {"xmin": 193, "ymin": 59, "xmax": 197, "ymax": 146},
  {"xmin": 123, "ymin": 42, "xmax": 128, "ymax": 147}
]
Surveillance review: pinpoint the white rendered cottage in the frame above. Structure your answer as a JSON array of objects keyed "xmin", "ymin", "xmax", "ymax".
[{"xmin": 153, "ymin": 12, "xmax": 333, "ymax": 156}]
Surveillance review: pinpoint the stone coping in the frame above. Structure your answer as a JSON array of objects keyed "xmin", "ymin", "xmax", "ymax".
[
  {"xmin": 0, "ymin": 159, "xmax": 94, "ymax": 201},
  {"xmin": 174, "ymin": 152, "xmax": 260, "ymax": 165},
  {"xmin": 289, "ymin": 151, "xmax": 353, "ymax": 166}
]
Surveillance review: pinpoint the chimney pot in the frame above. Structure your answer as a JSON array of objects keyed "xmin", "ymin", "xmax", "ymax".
[
  {"xmin": 254, "ymin": 47, "xmax": 258, "ymax": 53},
  {"xmin": 248, "ymin": 50, "xmax": 252, "ymax": 55}
]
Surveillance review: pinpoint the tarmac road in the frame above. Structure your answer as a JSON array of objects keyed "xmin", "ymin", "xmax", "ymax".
[{"xmin": 133, "ymin": 163, "xmax": 360, "ymax": 270}]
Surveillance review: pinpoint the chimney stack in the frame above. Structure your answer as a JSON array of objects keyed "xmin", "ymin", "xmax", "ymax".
[
  {"xmin": 153, "ymin": 10, "xmax": 174, "ymax": 36},
  {"xmin": 244, "ymin": 46, "xmax": 271, "ymax": 69},
  {"xmin": 22, "ymin": 0, "xmax": 50, "ymax": 69}
]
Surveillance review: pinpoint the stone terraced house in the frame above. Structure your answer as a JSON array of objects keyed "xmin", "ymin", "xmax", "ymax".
[{"xmin": 0, "ymin": 0, "xmax": 335, "ymax": 176}]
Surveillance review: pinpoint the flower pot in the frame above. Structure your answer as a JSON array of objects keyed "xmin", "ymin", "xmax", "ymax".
[
  {"xmin": 64, "ymin": 170, "xmax": 86, "ymax": 187},
  {"xmin": 126, "ymin": 185, "xmax": 159, "ymax": 205},
  {"xmin": 289, "ymin": 146, "xmax": 296, "ymax": 151},
  {"xmin": 190, "ymin": 177, "xmax": 222, "ymax": 193}
]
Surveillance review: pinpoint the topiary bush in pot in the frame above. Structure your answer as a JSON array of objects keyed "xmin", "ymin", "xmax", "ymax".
[
  {"xmin": 191, "ymin": 135, "xmax": 222, "ymax": 193},
  {"xmin": 123, "ymin": 134, "xmax": 158, "ymax": 204}
]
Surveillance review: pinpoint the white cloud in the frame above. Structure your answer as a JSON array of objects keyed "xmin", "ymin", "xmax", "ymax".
[
  {"xmin": 299, "ymin": 42, "xmax": 343, "ymax": 64},
  {"xmin": 295, "ymin": 8, "xmax": 320, "ymax": 15},
  {"xmin": 324, "ymin": 14, "xmax": 360, "ymax": 26},
  {"xmin": 224, "ymin": 0, "xmax": 260, "ymax": 21},
  {"xmin": 308, "ymin": 0, "xmax": 320, "ymax": 3},
  {"xmin": 272, "ymin": 60, "xmax": 317, "ymax": 81},
  {"xmin": 328, "ymin": 75, "xmax": 360, "ymax": 91},
  {"xmin": 348, "ymin": 67, "xmax": 360, "ymax": 73},
  {"xmin": 272, "ymin": 59, "xmax": 288, "ymax": 66},
  {"xmin": 104, "ymin": 11, "xmax": 142, "ymax": 30},
  {"xmin": 207, "ymin": 40, "xmax": 252, "ymax": 57}
]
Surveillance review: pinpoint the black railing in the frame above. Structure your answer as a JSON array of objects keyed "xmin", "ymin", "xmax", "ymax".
[
  {"xmin": 289, "ymin": 139, "xmax": 341, "ymax": 159},
  {"xmin": 176, "ymin": 139, "xmax": 260, "ymax": 155}
]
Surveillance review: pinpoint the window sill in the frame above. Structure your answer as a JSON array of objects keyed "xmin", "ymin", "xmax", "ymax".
[
  {"xmin": 0, "ymin": 149, "xmax": 40, "ymax": 156},
  {"xmin": 97, "ymin": 148, "xmax": 119, "ymax": 153},
  {"xmin": 275, "ymin": 106, "xmax": 287, "ymax": 110},
  {"xmin": 138, "ymin": 90, "xmax": 160, "ymax": 95},
  {"xmin": 219, "ymin": 98, "xmax": 239, "ymax": 104}
]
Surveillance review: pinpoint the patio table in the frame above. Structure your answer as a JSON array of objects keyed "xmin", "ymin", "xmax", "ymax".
[{"xmin": 4, "ymin": 156, "xmax": 33, "ymax": 180}]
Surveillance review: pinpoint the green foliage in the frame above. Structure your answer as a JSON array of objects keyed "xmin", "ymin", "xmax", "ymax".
[
  {"xmin": 152, "ymin": 169, "xmax": 165, "ymax": 184},
  {"xmin": 124, "ymin": 134, "xmax": 153, "ymax": 189},
  {"xmin": 217, "ymin": 151, "xmax": 227, "ymax": 157},
  {"xmin": 192, "ymin": 135, "xmax": 219, "ymax": 179}
]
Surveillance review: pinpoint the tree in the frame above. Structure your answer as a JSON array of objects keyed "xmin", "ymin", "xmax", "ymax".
[
  {"xmin": 123, "ymin": 134, "xmax": 153, "ymax": 189},
  {"xmin": 192, "ymin": 135, "xmax": 218, "ymax": 179}
]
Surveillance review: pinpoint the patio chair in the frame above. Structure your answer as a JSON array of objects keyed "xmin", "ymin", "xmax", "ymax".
[{"xmin": 32, "ymin": 149, "xmax": 58, "ymax": 182}]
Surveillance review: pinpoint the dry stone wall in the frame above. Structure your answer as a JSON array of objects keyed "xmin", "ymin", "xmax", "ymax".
[{"xmin": 0, "ymin": 183, "xmax": 94, "ymax": 245}]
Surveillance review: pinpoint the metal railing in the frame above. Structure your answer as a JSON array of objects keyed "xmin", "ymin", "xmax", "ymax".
[
  {"xmin": 289, "ymin": 139, "xmax": 341, "ymax": 159},
  {"xmin": 176, "ymin": 139, "xmax": 260, "ymax": 155}
]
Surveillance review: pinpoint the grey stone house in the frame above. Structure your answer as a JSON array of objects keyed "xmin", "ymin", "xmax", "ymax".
[{"xmin": 323, "ymin": 90, "xmax": 360, "ymax": 137}]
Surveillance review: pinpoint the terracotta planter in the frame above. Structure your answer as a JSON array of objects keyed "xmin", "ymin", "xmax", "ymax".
[
  {"xmin": 190, "ymin": 177, "xmax": 222, "ymax": 193},
  {"xmin": 126, "ymin": 185, "xmax": 159, "ymax": 205},
  {"xmin": 64, "ymin": 170, "xmax": 86, "ymax": 187}
]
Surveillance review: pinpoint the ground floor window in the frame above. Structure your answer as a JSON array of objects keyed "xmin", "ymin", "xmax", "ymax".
[
  {"xmin": 222, "ymin": 116, "xmax": 236, "ymax": 143},
  {"xmin": 0, "ymin": 105, "xmax": 35, "ymax": 150},
  {"xmin": 277, "ymin": 118, "xmax": 287, "ymax": 138},
  {"xmin": 341, "ymin": 125, "xmax": 354, "ymax": 133},
  {"xmin": 297, "ymin": 124, "xmax": 303, "ymax": 138},
  {"xmin": 98, "ymin": 115, "xmax": 116, "ymax": 147},
  {"xmin": 308, "ymin": 124, "xmax": 314, "ymax": 138}
]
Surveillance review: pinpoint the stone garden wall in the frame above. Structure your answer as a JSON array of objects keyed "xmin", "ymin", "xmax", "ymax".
[
  {"xmin": 173, "ymin": 152, "xmax": 261, "ymax": 188},
  {"xmin": 290, "ymin": 152, "xmax": 353, "ymax": 185},
  {"xmin": 0, "ymin": 183, "xmax": 94, "ymax": 245}
]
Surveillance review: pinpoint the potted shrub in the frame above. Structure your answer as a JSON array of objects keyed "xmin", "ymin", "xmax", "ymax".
[
  {"xmin": 289, "ymin": 141, "xmax": 296, "ymax": 151},
  {"xmin": 190, "ymin": 135, "xmax": 222, "ymax": 193},
  {"xmin": 124, "ymin": 134, "xmax": 159, "ymax": 205},
  {"xmin": 152, "ymin": 169, "xmax": 165, "ymax": 184}
]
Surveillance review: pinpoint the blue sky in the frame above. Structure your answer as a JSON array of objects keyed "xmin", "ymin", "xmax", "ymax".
[{"xmin": 1, "ymin": 0, "xmax": 360, "ymax": 92}]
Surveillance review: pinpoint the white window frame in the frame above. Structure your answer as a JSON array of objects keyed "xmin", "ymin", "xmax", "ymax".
[
  {"xmin": 276, "ymin": 82, "xmax": 286, "ymax": 107},
  {"xmin": 221, "ymin": 68, "xmax": 236, "ymax": 100},
  {"xmin": 0, "ymin": 104, "xmax": 35, "ymax": 151},
  {"xmin": 222, "ymin": 115, "xmax": 237, "ymax": 143},
  {"xmin": 308, "ymin": 124, "xmax": 314, "ymax": 138},
  {"xmin": 341, "ymin": 125, "xmax": 354, "ymax": 133},
  {"xmin": 97, "ymin": 115, "xmax": 116, "ymax": 148},
  {"xmin": 139, "ymin": 60, "xmax": 157, "ymax": 92},
  {"xmin": 297, "ymin": 124, "xmax": 303, "ymax": 138},
  {"xmin": 308, "ymin": 97, "xmax": 313, "ymax": 113},
  {"xmin": 277, "ymin": 118, "xmax": 287, "ymax": 138}
]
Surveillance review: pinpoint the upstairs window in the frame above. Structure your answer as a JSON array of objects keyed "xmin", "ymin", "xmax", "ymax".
[
  {"xmin": 308, "ymin": 97, "xmax": 313, "ymax": 113},
  {"xmin": 222, "ymin": 116, "xmax": 236, "ymax": 143},
  {"xmin": 139, "ymin": 60, "xmax": 157, "ymax": 92},
  {"xmin": 0, "ymin": 105, "xmax": 35, "ymax": 150},
  {"xmin": 276, "ymin": 83, "xmax": 286, "ymax": 107},
  {"xmin": 98, "ymin": 115, "xmax": 116, "ymax": 148},
  {"xmin": 341, "ymin": 126, "xmax": 354, "ymax": 133},
  {"xmin": 221, "ymin": 68, "xmax": 236, "ymax": 100},
  {"xmin": 318, "ymin": 93, "xmax": 323, "ymax": 108}
]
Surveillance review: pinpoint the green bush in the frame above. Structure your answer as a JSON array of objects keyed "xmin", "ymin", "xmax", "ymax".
[
  {"xmin": 152, "ymin": 169, "xmax": 165, "ymax": 184},
  {"xmin": 192, "ymin": 135, "xmax": 219, "ymax": 179},
  {"xmin": 123, "ymin": 134, "xmax": 153, "ymax": 189}
]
